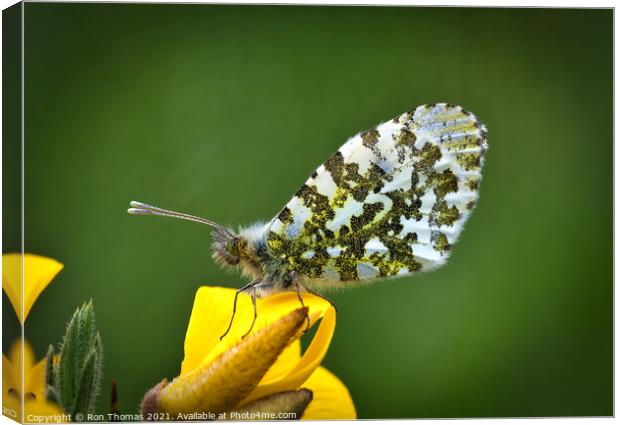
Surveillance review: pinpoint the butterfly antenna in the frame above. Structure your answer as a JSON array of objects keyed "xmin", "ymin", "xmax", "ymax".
[{"xmin": 128, "ymin": 200, "xmax": 225, "ymax": 229}]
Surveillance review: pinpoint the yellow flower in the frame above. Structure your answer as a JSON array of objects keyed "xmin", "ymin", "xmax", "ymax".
[
  {"xmin": 2, "ymin": 253, "xmax": 64, "ymax": 324},
  {"xmin": 2, "ymin": 340, "xmax": 65, "ymax": 423},
  {"xmin": 2, "ymin": 253, "xmax": 65, "ymax": 422},
  {"xmin": 141, "ymin": 286, "xmax": 356, "ymax": 420}
]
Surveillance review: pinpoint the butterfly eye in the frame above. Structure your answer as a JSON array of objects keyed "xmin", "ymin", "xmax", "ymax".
[{"xmin": 227, "ymin": 238, "xmax": 240, "ymax": 257}]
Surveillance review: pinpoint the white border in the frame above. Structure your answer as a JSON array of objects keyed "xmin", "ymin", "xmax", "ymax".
[{"xmin": 0, "ymin": 1, "xmax": 614, "ymax": 424}]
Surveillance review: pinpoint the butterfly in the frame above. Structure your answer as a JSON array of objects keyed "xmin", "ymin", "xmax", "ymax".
[{"xmin": 128, "ymin": 103, "xmax": 488, "ymax": 338}]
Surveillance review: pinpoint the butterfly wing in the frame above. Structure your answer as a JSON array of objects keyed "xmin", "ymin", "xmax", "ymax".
[{"xmin": 266, "ymin": 103, "xmax": 488, "ymax": 283}]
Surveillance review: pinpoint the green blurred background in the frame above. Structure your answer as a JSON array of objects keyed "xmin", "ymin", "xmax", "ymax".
[{"xmin": 4, "ymin": 4, "xmax": 612, "ymax": 418}]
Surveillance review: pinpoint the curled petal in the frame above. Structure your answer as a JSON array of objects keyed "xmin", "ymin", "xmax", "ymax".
[
  {"xmin": 243, "ymin": 308, "xmax": 336, "ymax": 403},
  {"xmin": 260, "ymin": 340, "xmax": 301, "ymax": 383},
  {"xmin": 301, "ymin": 366, "xmax": 356, "ymax": 420},
  {"xmin": 156, "ymin": 308, "xmax": 308, "ymax": 415},
  {"xmin": 181, "ymin": 287, "xmax": 332, "ymax": 375},
  {"xmin": 166, "ymin": 286, "xmax": 347, "ymax": 417},
  {"xmin": 2, "ymin": 254, "xmax": 63, "ymax": 324},
  {"xmin": 181, "ymin": 286, "xmax": 335, "ymax": 404}
]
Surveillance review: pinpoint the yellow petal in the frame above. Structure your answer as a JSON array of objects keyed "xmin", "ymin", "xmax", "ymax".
[
  {"xmin": 260, "ymin": 340, "xmax": 301, "ymax": 383},
  {"xmin": 2, "ymin": 253, "xmax": 22, "ymax": 325},
  {"xmin": 179, "ymin": 287, "xmax": 232, "ymax": 375},
  {"xmin": 9, "ymin": 339, "xmax": 22, "ymax": 366},
  {"xmin": 3, "ymin": 339, "xmax": 64, "ymax": 423},
  {"xmin": 3, "ymin": 354, "xmax": 13, "ymax": 389},
  {"xmin": 14, "ymin": 339, "xmax": 36, "ymax": 371},
  {"xmin": 2, "ymin": 253, "xmax": 63, "ymax": 324},
  {"xmin": 157, "ymin": 308, "xmax": 308, "ymax": 415},
  {"xmin": 4, "ymin": 339, "xmax": 27, "ymax": 399},
  {"xmin": 27, "ymin": 358, "xmax": 47, "ymax": 401},
  {"xmin": 178, "ymin": 286, "xmax": 337, "ymax": 412},
  {"xmin": 18, "ymin": 339, "xmax": 46, "ymax": 400},
  {"xmin": 301, "ymin": 366, "xmax": 356, "ymax": 420},
  {"xmin": 3, "ymin": 353, "xmax": 20, "ymax": 399},
  {"xmin": 181, "ymin": 286, "xmax": 331, "ymax": 375},
  {"xmin": 243, "ymin": 307, "xmax": 336, "ymax": 403}
]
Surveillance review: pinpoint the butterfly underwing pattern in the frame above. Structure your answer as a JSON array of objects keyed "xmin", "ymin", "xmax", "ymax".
[
  {"xmin": 130, "ymin": 103, "xmax": 488, "ymax": 302},
  {"xmin": 266, "ymin": 103, "xmax": 488, "ymax": 289}
]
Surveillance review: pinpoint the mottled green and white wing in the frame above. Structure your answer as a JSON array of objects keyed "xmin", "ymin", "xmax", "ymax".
[{"xmin": 267, "ymin": 103, "xmax": 488, "ymax": 283}]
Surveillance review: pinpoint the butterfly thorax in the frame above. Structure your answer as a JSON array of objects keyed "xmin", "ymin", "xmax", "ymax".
[{"xmin": 211, "ymin": 222, "xmax": 294, "ymax": 295}]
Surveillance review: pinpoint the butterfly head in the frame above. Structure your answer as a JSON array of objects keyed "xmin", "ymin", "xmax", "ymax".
[
  {"xmin": 211, "ymin": 227, "xmax": 244, "ymax": 267},
  {"xmin": 213, "ymin": 222, "xmax": 270, "ymax": 278}
]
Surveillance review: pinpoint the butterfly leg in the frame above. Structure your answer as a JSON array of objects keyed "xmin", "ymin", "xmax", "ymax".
[
  {"xmin": 295, "ymin": 280, "xmax": 311, "ymax": 332},
  {"xmin": 220, "ymin": 279, "xmax": 258, "ymax": 340},
  {"xmin": 304, "ymin": 287, "xmax": 338, "ymax": 313},
  {"xmin": 241, "ymin": 285, "xmax": 258, "ymax": 339}
]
